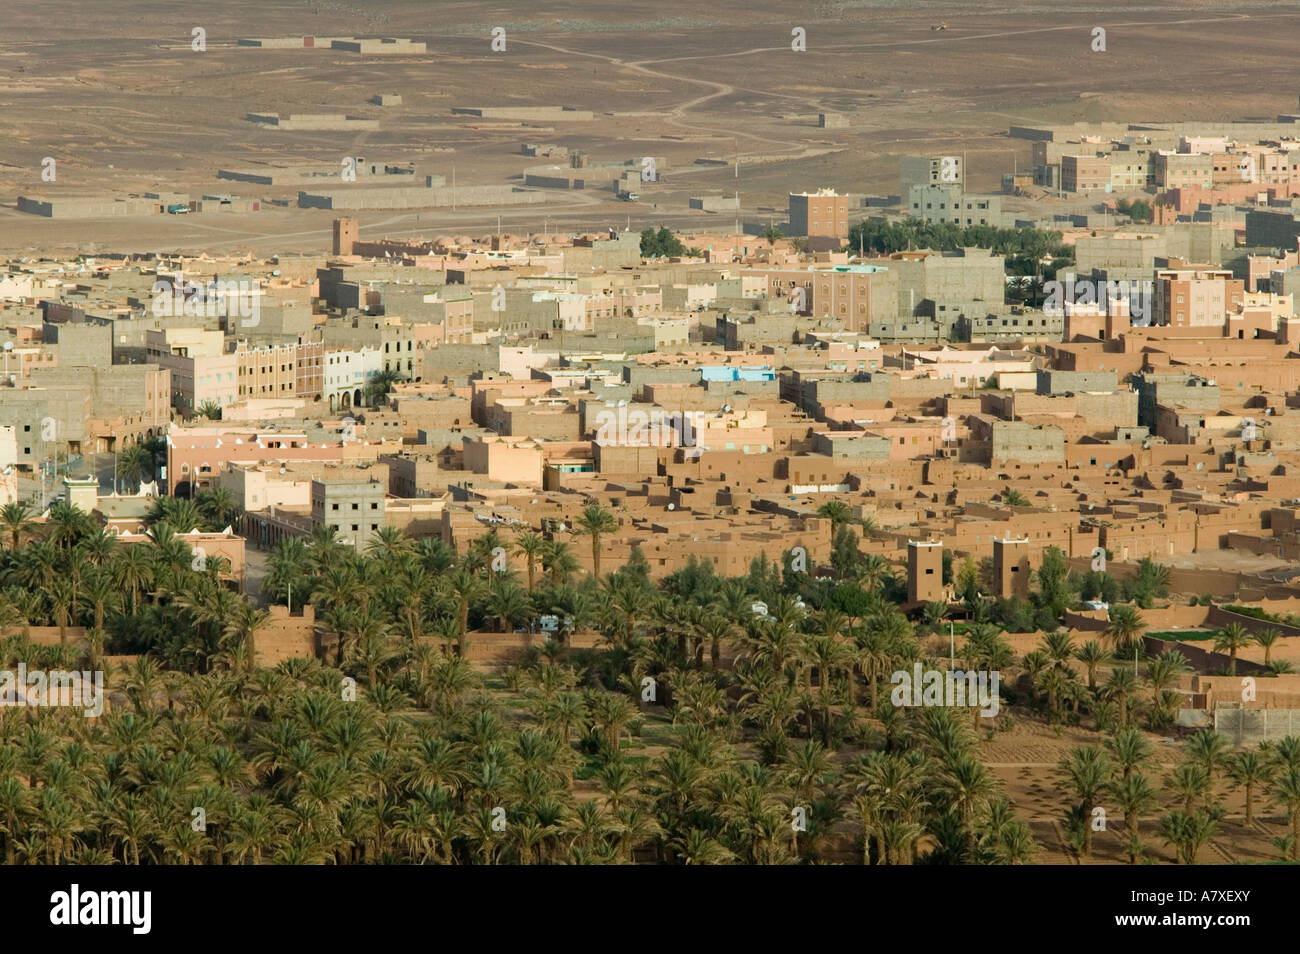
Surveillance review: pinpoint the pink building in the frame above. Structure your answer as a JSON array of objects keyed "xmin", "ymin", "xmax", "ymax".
[{"xmin": 165, "ymin": 426, "xmax": 384, "ymax": 495}]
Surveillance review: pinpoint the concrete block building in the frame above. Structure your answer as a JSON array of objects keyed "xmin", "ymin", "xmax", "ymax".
[{"xmin": 907, "ymin": 539, "xmax": 945, "ymax": 603}]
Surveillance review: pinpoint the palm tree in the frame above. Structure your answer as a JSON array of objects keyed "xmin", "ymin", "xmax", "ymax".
[
  {"xmin": 1102, "ymin": 666, "xmax": 1140, "ymax": 728},
  {"xmin": 541, "ymin": 691, "xmax": 587, "ymax": 753},
  {"xmin": 80, "ymin": 530, "xmax": 117, "ymax": 568},
  {"xmin": 0, "ymin": 776, "xmax": 29, "ymax": 865},
  {"xmin": 1057, "ymin": 746, "xmax": 1112, "ymax": 856},
  {"xmin": 1213, "ymin": 623, "xmax": 1252, "ymax": 676},
  {"xmin": 1227, "ymin": 749, "xmax": 1273, "ymax": 825},
  {"xmin": 855, "ymin": 553, "xmax": 894, "ymax": 595},
  {"xmin": 1143, "ymin": 651, "xmax": 1189, "ymax": 730},
  {"xmin": 1184, "ymin": 730, "xmax": 1229, "ymax": 794},
  {"xmin": 364, "ymin": 367, "xmax": 404, "ymax": 407},
  {"xmin": 799, "ymin": 633, "xmax": 849, "ymax": 746},
  {"xmin": 485, "ymin": 580, "xmax": 529, "ymax": 633},
  {"xmin": 194, "ymin": 486, "xmax": 238, "ymax": 530},
  {"xmin": 1159, "ymin": 810, "xmax": 1217, "ymax": 865},
  {"xmin": 942, "ymin": 755, "xmax": 999, "ymax": 839},
  {"xmin": 541, "ymin": 539, "xmax": 580, "ymax": 587},
  {"xmin": 223, "ymin": 601, "xmax": 272, "ymax": 673},
  {"xmin": 923, "ymin": 600, "xmax": 949, "ymax": 633},
  {"xmin": 0, "ymin": 501, "xmax": 34, "ymax": 551},
  {"xmin": 698, "ymin": 614, "xmax": 735, "ymax": 671},
  {"xmin": 117, "ymin": 444, "xmax": 150, "ymax": 492},
  {"xmin": 446, "ymin": 567, "xmax": 486, "ymax": 657},
  {"xmin": 147, "ymin": 497, "xmax": 204, "ymax": 534},
  {"xmin": 587, "ymin": 691, "xmax": 636, "ymax": 757},
  {"xmin": 513, "ymin": 531, "xmax": 546, "ymax": 593},
  {"xmin": 575, "ymin": 504, "xmax": 618, "ymax": 578},
  {"xmin": 1254, "ymin": 628, "xmax": 1283, "ymax": 667},
  {"xmin": 1165, "ymin": 761, "xmax": 1211, "ymax": 816},
  {"xmin": 816, "ymin": 500, "xmax": 852, "ymax": 530},
  {"xmin": 48, "ymin": 578, "xmax": 74, "ymax": 647},
  {"xmin": 1111, "ymin": 772, "xmax": 1157, "ymax": 863},
  {"xmin": 1105, "ymin": 727, "xmax": 1153, "ymax": 781},
  {"xmin": 1106, "ymin": 604, "xmax": 1145, "ymax": 651},
  {"xmin": 367, "ymin": 525, "xmax": 412, "ymax": 561},
  {"xmin": 111, "ymin": 544, "xmax": 155, "ymax": 616},
  {"xmin": 79, "ymin": 569, "xmax": 120, "ymax": 631},
  {"xmin": 1074, "ymin": 640, "xmax": 1111, "ymax": 692},
  {"xmin": 45, "ymin": 501, "xmax": 93, "ymax": 551},
  {"xmin": 1271, "ymin": 767, "xmax": 1300, "ymax": 861},
  {"xmin": 671, "ymin": 828, "xmax": 735, "ymax": 865}
]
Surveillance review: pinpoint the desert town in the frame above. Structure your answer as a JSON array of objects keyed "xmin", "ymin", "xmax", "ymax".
[{"xmin": 1, "ymin": 6, "xmax": 1298, "ymax": 884}]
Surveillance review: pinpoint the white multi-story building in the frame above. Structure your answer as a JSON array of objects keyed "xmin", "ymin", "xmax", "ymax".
[{"xmin": 323, "ymin": 346, "xmax": 383, "ymax": 411}]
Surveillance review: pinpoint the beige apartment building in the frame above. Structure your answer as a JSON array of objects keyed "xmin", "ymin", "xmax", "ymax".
[
  {"xmin": 1153, "ymin": 151, "xmax": 1214, "ymax": 190},
  {"xmin": 811, "ymin": 264, "xmax": 897, "ymax": 332},
  {"xmin": 1061, "ymin": 155, "xmax": 1112, "ymax": 193},
  {"xmin": 1154, "ymin": 268, "xmax": 1244, "ymax": 328},
  {"xmin": 236, "ymin": 341, "xmax": 300, "ymax": 401},
  {"xmin": 147, "ymin": 328, "xmax": 238, "ymax": 413},
  {"xmin": 788, "ymin": 190, "xmax": 849, "ymax": 251}
]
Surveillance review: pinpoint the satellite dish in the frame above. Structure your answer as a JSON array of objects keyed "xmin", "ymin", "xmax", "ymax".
[{"xmin": 666, "ymin": 503, "xmax": 675, "ymax": 510}]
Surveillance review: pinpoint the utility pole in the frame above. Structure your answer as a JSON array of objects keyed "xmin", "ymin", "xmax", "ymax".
[{"xmin": 452, "ymin": 164, "xmax": 456, "ymax": 211}]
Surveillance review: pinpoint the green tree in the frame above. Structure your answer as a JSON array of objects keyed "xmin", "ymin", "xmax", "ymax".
[
  {"xmin": 1255, "ymin": 628, "xmax": 1283, "ymax": 666},
  {"xmin": 0, "ymin": 502, "xmax": 34, "ymax": 551},
  {"xmin": 1213, "ymin": 623, "xmax": 1252, "ymax": 676},
  {"xmin": 1106, "ymin": 604, "xmax": 1146, "ymax": 651},
  {"xmin": 1227, "ymin": 749, "xmax": 1273, "ymax": 825},
  {"xmin": 575, "ymin": 504, "xmax": 618, "ymax": 579},
  {"xmin": 1057, "ymin": 746, "xmax": 1112, "ymax": 857},
  {"xmin": 640, "ymin": 227, "xmax": 687, "ymax": 258}
]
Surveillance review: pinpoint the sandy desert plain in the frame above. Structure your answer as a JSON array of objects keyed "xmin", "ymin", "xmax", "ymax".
[{"xmin": 2, "ymin": 1, "xmax": 1300, "ymax": 257}]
